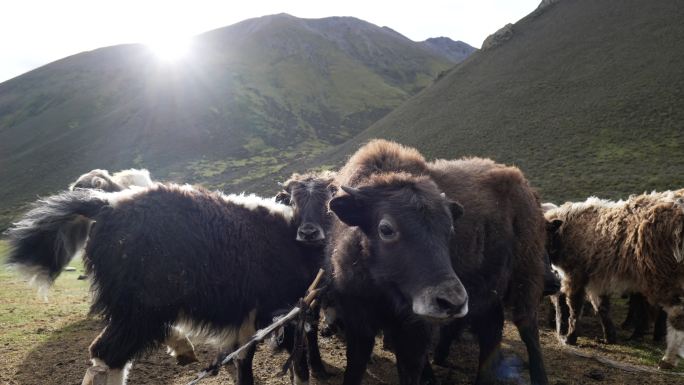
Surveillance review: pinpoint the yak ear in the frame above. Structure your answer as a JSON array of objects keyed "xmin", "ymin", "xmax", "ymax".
[
  {"xmin": 546, "ymin": 219, "xmax": 563, "ymax": 233},
  {"xmin": 329, "ymin": 186, "xmax": 367, "ymax": 227},
  {"xmin": 275, "ymin": 191, "xmax": 291, "ymax": 205},
  {"xmin": 449, "ymin": 201, "xmax": 464, "ymax": 221}
]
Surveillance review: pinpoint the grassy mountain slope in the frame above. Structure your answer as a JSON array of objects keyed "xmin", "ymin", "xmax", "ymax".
[
  {"xmin": 318, "ymin": 0, "xmax": 684, "ymax": 203},
  {"xmin": 0, "ymin": 14, "xmax": 464, "ymax": 228}
]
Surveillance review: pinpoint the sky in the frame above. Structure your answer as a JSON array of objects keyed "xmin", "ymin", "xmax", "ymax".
[{"xmin": 0, "ymin": 0, "xmax": 541, "ymax": 83}]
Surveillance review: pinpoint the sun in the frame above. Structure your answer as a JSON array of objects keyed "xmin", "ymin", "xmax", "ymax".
[{"xmin": 146, "ymin": 35, "xmax": 193, "ymax": 62}]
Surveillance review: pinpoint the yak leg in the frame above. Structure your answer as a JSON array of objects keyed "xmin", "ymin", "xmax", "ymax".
[
  {"xmin": 232, "ymin": 310, "xmax": 258, "ymax": 385},
  {"xmin": 564, "ymin": 287, "xmax": 586, "ymax": 345},
  {"xmin": 547, "ymin": 298, "xmax": 557, "ymax": 329},
  {"xmin": 622, "ymin": 293, "xmax": 638, "ymax": 330},
  {"xmin": 659, "ymin": 305, "xmax": 684, "ymax": 369},
  {"xmin": 627, "ymin": 294, "xmax": 651, "ymax": 340},
  {"xmin": 434, "ymin": 318, "xmax": 467, "ymax": 367},
  {"xmin": 589, "ymin": 294, "xmax": 617, "ymax": 343},
  {"xmin": 82, "ymin": 359, "xmax": 132, "ymax": 385},
  {"xmin": 654, "ymin": 308, "xmax": 668, "ymax": 342},
  {"xmin": 513, "ymin": 310, "xmax": 549, "ymax": 385},
  {"xmin": 472, "ymin": 301, "xmax": 504, "ymax": 385},
  {"xmin": 342, "ymin": 325, "xmax": 375, "ymax": 385},
  {"xmin": 510, "ymin": 281, "xmax": 549, "ymax": 385},
  {"xmin": 305, "ymin": 304, "xmax": 329, "ymax": 379},
  {"xmin": 388, "ymin": 321, "xmax": 433, "ymax": 385},
  {"xmin": 84, "ymin": 318, "xmax": 165, "ymax": 385},
  {"xmin": 234, "ymin": 344, "xmax": 257, "ymax": 385},
  {"xmin": 551, "ymin": 293, "xmax": 569, "ymax": 340}
]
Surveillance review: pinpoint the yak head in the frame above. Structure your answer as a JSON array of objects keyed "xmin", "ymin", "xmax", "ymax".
[
  {"xmin": 329, "ymin": 173, "xmax": 468, "ymax": 321},
  {"xmin": 276, "ymin": 171, "xmax": 337, "ymax": 247},
  {"xmin": 70, "ymin": 169, "xmax": 124, "ymax": 192}
]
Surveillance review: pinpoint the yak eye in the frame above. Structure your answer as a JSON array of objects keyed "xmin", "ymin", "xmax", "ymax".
[{"xmin": 378, "ymin": 219, "xmax": 398, "ymax": 241}]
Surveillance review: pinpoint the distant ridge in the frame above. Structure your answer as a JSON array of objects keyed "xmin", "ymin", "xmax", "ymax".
[
  {"xmin": 307, "ymin": 0, "xmax": 684, "ymax": 203},
  {"xmin": 421, "ymin": 37, "xmax": 476, "ymax": 63}
]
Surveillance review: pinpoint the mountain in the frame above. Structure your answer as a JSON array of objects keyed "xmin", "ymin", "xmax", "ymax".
[
  {"xmin": 0, "ymin": 14, "xmax": 471, "ymax": 228},
  {"xmin": 420, "ymin": 37, "xmax": 476, "ymax": 64},
  {"xmin": 312, "ymin": 0, "xmax": 684, "ymax": 203}
]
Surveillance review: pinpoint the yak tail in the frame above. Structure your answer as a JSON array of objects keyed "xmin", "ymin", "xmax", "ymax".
[{"xmin": 4, "ymin": 189, "xmax": 110, "ymax": 288}]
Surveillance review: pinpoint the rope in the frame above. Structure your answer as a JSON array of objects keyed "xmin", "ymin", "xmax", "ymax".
[
  {"xmin": 185, "ymin": 269, "xmax": 325, "ymax": 385},
  {"xmin": 561, "ymin": 345, "xmax": 684, "ymax": 377}
]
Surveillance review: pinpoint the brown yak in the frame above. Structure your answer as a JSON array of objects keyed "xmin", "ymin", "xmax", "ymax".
[
  {"xmin": 546, "ymin": 191, "xmax": 684, "ymax": 369},
  {"xmin": 329, "ymin": 139, "xmax": 548, "ymax": 385}
]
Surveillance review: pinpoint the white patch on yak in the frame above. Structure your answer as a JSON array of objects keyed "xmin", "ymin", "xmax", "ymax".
[
  {"xmin": 174, "ymin": 309, "xmax": 257, "ymax": 355},
  {"xmin": 111, "ymin": 168, "xmax": 155, "ymax": 188},
  {"xmin": 551, "ymin": 265, "xmax": 566, "ymax": 280},
  {"xmin": 541, "ymin": 202, "xmax": 558, "ymax": 213},
  {"xmin": 223, "ymin": 193, "xmax": 294, "ymax": 222},
  {"xmin": 672, "ymin": 216, "xmax": 684, "ymax": 264},
  {"xmin": 165, "ymin": 326, "xmax": 195, "ymax": 357},
  {"xmin": 91, "ymin": 186, "xmax": 147, "ymax": 208},
  {"xmin": 87, "ymin": 358, "xmax": 131, "ymax": 385},
  {"xmin": 545, "ymin": 196, "xmax": 626, "ymax": 220},
  {"xmin": 663, "ymin": 308, "xmax": 684, "ymax": 366},
  {"xmin": 90, "ymin": 183, "xmax": 293, "ymax": 223}
]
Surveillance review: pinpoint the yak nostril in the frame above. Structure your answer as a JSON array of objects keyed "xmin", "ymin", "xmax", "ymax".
[
  {"xmin": 298, "ymin": 225, "xmax": 321, "ymax": 240},
  {"xmin": 435, "ymin": 295, "xmax": 467, "ymax": 316},
  {"xmin": 299, "ymin": 229, "xmax": 316, "ymax": 236},
  {"xmin": 435, "ymin": 297, "xmax": 455, "ymax": 312},
  {"xmin": 450, "ymin": 301, "xmax": 466, "ymax": 316}
]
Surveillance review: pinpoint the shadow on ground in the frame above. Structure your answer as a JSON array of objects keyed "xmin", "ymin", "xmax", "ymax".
[{"xmin": 10, "ymin": 302, "xmax": 684, "ymax": 385}]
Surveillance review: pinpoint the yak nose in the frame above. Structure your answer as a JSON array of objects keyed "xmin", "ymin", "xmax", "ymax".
[
  {"xmin": 412, "ymin": 278, "xmax": 468, "ymax": 321},
  {"xmin": 296, "ymin": 223, "xmax": 325, "ymax": 242},
  {"xmin": 435, "ymin": 294, "xmax": 468, "ymax": 317}
]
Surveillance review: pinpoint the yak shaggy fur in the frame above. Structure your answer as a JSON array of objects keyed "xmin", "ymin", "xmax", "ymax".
[
  {"xmin": 333, "ymin": 139, "xmax": 548, "ymax": 385},
  {"xmin": 546, "ymin": 191, "xmax": 684, "ymax": 367}
]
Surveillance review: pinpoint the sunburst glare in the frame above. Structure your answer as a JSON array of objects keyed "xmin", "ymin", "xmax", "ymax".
[{"xmin": 147, "ymin": 35, "xmax": 193, "ymax": 62}]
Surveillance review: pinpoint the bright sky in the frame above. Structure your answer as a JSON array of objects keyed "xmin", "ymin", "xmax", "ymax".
[{"xmin": 1, "ymin": 0, "xmax": 541, "ymax": 83}]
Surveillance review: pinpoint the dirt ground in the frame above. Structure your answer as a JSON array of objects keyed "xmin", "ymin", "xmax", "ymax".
[{"xmin": 3, "ymin": 300, "xmax": 684, "ymax": 385}]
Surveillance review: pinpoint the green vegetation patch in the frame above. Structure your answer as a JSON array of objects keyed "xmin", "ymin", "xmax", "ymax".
[{"xmin": 0, "ymin": 241, "xmax": 90, "ymax": 347}]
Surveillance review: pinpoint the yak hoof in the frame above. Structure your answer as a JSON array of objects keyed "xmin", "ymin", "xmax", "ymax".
[
  {"xmin": 658, "ymin": 359, "xmax": 676, "ymax": 370},
  {"xmin": 293, "ymin": 372, "xmax": 309, "ymax": 385},
  {"xmin": 81, "ymin": 365, "xmax": 108, "ymax": 385},
  {"xmin": 176, "ymin": 351, "xmax": 199, "ymax": 366}
]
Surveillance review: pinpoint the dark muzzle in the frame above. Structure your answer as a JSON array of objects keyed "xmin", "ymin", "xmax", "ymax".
[
  {"xmin": 296, "ymin": 223, "xmax": 325, "ymax": 243},
  {"xmin": 412, "ymin": 278, "xmax": 469, "ymax": 321}
]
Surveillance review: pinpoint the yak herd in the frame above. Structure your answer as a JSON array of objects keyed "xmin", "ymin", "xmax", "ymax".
[{"xmin": 5, "ymin": 139, "xmax": 684, "ymax": 385}]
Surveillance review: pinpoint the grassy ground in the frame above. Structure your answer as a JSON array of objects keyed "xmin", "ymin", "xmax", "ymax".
[{"xmin": 1, "ymin": 239, "xmax": 683, "ymax": 384}]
